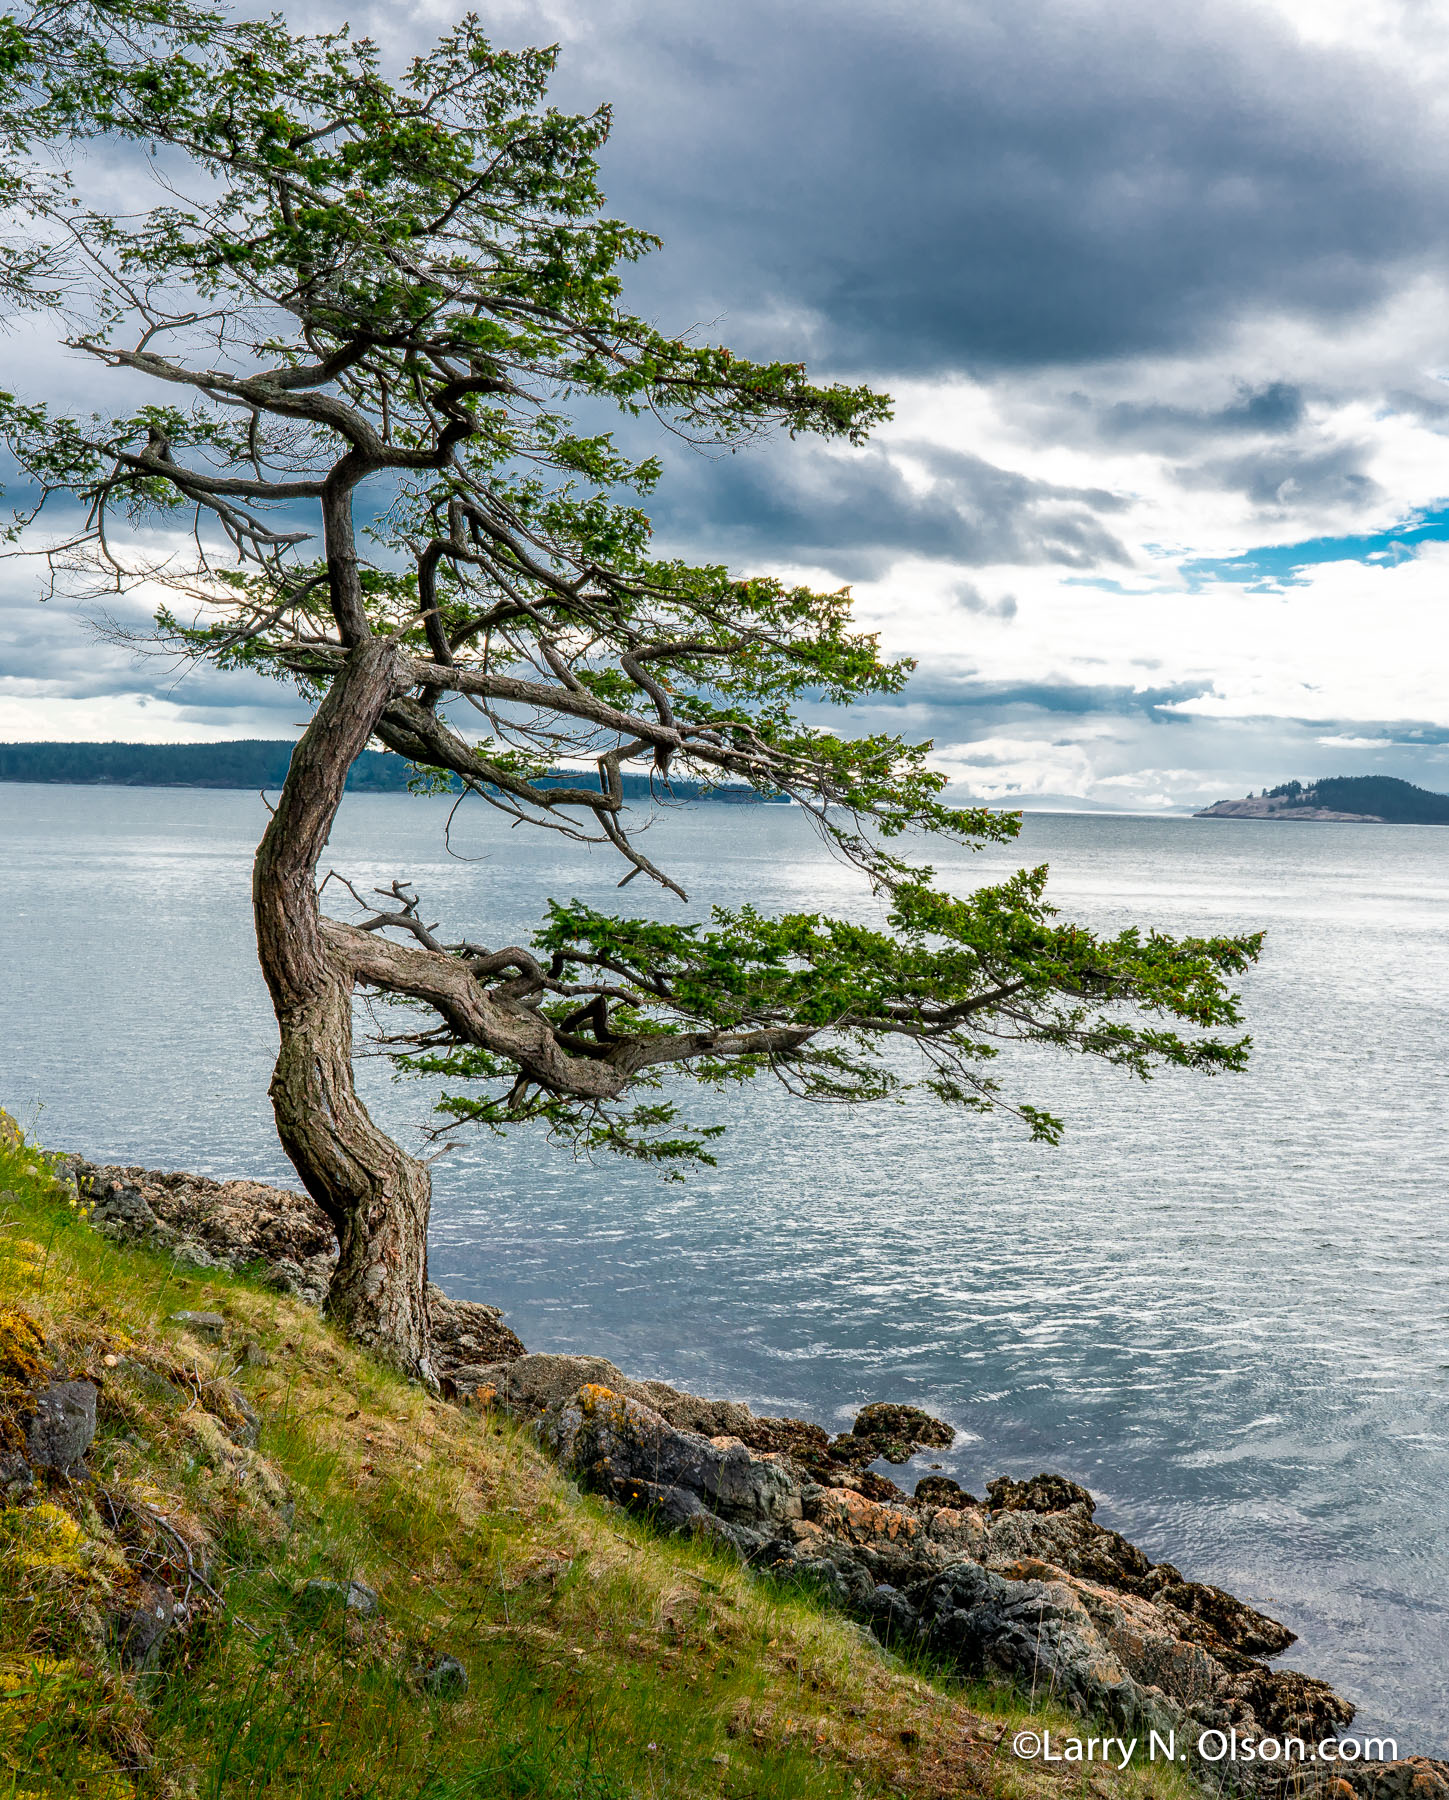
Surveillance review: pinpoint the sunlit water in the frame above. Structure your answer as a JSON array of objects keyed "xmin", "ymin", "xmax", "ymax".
[{"xmin": 2, "ymin": 783, "xmax": 1446, "ymax": 1752}]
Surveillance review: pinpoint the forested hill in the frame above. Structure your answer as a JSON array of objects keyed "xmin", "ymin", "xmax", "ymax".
[
  {"xmin": 1197, "ymin": 774, "xmax": 1449, "ymax": 823},
  {"xmin": 0, "ymin": 739, "xmax": 405, "ymax": 791},
  {"xmin": 0, "ymin": 740, "xmax": 785, "ymax": 802}
]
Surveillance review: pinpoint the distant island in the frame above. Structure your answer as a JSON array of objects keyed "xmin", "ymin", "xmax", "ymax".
[
  {"xmin": 1196, "ymin": 774, "xmax": 1449, "ymax": 824},
  {"xmin": 0, "ymin": 740, "xmax": 787, "ymax": 803}
]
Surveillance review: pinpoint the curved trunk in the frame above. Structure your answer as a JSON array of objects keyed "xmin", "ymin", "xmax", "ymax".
[{"xmin": 253, "ymin": 637, "xmax": 437, "ymax": 1386}]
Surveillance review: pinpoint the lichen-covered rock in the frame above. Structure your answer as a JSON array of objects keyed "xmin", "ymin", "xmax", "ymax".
[
  {"xmin": 985, "ymin": 1471, "xmax": 1096, "ymax": 1515},
  {"xmin": 470, "ymin": 1352, "xmax": 759, "ymax": 1437},
  {"xmin": 539, "ymin": 1384, "xmax": 803, "ymax": 1531},
  {"xmin": 979, "ymin": 1503, "xmax": 1295, "ymax": 1660},
  {"xmin": 56, "ymin": 1156, "xmax": 339, "ymax": 1302},
  {"xmin": 426, "ymin": 1285, "xmax": 526, "ymax": 1387},
  {"xmin": 58, "ymin": 1158, "xmax": 533, "ymax": 1364},
  {"xmin": 168, "ymin": 1310, "xmax": 227, "ymax": 1337},
  {"xmin": 1342, "ymin": 1760, "xmax": 1449, "ymax": 1800},
  {"xmin": 914, "ymin": 1474, "xmax": 975, "ymax": 1506},
  {"xmin": 915, "ymin": 1560, "xmax": 1158, "ymax": 1730},
  {"xmin": 835, "ymin": 1402, "xmax": 955, "ymax": 1466},
  {"xmin": 25, "ymin": 1379, "xmax": 97, "ymax": 1471}
]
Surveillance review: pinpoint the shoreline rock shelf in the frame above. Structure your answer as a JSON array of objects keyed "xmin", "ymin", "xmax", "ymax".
[{"xmin": 48, "ymin": 1152, "xmax": 1449, "ymax": 1795}]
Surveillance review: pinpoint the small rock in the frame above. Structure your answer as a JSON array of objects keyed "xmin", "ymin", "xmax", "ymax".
[
  {"xmin": 238, "ymin": 1340, "xmax": 270, "ymax": 1369},
  {"xmin": 223, "ymin": 1388, "xmax": 261, "ymax": 1449},
  {"xmin": 0, "ymin": 1450, "xmax": 34, "ymax": 1495},
  {"xmin": 88, "ymin": 1179, "xmax": 161, "ymax": 1235},
  {"xmin": 25, "ymin": 1379, "xmax": 98, "ymax": 1471},
  {"xmin": 167, "ymin": 1311, "xmax": 227, "ymax": 1338},
  {"xmin": 420, "ymin": 1654, "xmax": 469, "ymax": 1699},
  {"xmin": 113, "ymin": 1357, "xmax": 179, "ymax": 1405},
  {"xmin": 112, "ymin": 1583, "xmax": 182, "ymax": 1671},
  {"xmin": 172, "ymin": 1239, "xmax": 222, "ymax": 1271},
  {"xmin": 294, "ymin": 1578, "xmax": 379, "ymax": 1620}
]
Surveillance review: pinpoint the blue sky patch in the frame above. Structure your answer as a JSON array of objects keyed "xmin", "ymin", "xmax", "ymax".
[{"xmin": 1176, "ymin": 503, "xmax": 1449, "ymax": 588}]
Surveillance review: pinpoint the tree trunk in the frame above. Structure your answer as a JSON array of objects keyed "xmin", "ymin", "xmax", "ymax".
[{"xmin": 252, "ymin": 637, "xmax": 437, "ymax": 1386}]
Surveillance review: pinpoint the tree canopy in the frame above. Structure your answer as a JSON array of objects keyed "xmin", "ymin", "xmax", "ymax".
[{"xmin": 0, "ymin": 0, "xmax": 1261, "ymax": 1370}]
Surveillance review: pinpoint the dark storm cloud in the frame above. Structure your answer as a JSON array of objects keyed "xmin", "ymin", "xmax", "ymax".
[
  {"xmin": 1181, "ymin": 440, "xmax": 1384, "ymax": 512},
  {"xmin": 649, "ymin": 439, "xmax": 1131, "ymax": 578},
  {"xmin": 1090, "ymin": 383, "xmax": 1306, "ymax": 452},
  {"xmin": 873, "ymin": 673, "xmax": 1214, "ymax": 724},
  {"xmin": 478, "ymin": 0, "xmax": 1449, "ymax": 374}
]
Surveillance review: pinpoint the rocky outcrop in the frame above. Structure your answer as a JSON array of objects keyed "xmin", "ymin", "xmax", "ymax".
[
  {"xmin": 514, "ymin": 1378, "xmax": 1439, "ymax": 1796},
  {"xmin": 1195, "ymin": 798, "xmax": 1379, "ymax": 821},
  {"xmin": 40, "ymin": 1146, "xmax": 1447, "ymax": 1794},
  {"xmin": 53, "ymin": 1155, "xmax": 526, "ymax": 1384},
  {"xmin": 56, "ymin": 1155, "xmax": 339, "ymax": 1303}
]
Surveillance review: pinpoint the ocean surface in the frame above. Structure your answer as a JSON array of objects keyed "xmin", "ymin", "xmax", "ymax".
[{"xmin": 2, "ymin": 781, "xmax": 1446, "ymax": 1753}]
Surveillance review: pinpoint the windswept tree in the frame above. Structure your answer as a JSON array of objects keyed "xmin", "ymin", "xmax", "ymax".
[{"xmin": 0, "ymin": 5, "xmax": 1260, "ymax": 1382}]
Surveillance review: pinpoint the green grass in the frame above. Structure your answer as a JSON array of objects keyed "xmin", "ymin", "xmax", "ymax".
[{"xmin": 0, "ymin": 1116, "xmax": 1202, "ymax": 1800}]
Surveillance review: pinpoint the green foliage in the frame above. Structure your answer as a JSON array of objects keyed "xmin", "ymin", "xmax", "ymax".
[
  {"xmin": 0, "ymin": 0, "xmax": 1263, "ymax": 1170},
  {"xmin": 1264, "ymin": 774, "xmax": 1449, "ymax": 823}
]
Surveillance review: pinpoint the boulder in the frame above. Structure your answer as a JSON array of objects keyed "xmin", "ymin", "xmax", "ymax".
[
  {"xmin": 915, "ymin": 1560, "xmax": 1152, "ymax": 1728},
  {"xmin": 978, "ymin": 1503, "xmax": 1295, "ymax": 1660},
  {"xmin": 985, "ymin": 1472, "xmax": 1096, "ymax": 1515},
  {"xmin": 426, "ymin": 1285, "xmax": 526, "ymax": 1387},
  {"xmin": 467, "ymin": 1353, "xmax": 757, "ymax": 1437},
  {"xmin": 835, "ymin": 1402, "xmax": 955, "ymax": 1466},
  {"xmin": 24, "ymin": 1379, "xmax": 97, "ymax": 1471},
  {"xmin": 913, "ymin": 1474, "xmax": 975, "ymax": 1507},
  {"xmin": 539, "ymin": 1384, "xmax": 803, "ymax": 1533}
]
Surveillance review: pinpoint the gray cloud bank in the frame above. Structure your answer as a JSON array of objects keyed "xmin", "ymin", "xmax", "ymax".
[
  {"xmin": 7, "ymin": 0, "xmax": 1449, "ymax": 805},
  {"xmin": 481, "ymin": 0, "xmax": 1449, "ymax": 373}
]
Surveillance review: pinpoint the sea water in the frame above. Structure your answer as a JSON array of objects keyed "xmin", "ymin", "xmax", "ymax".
[{"xmin": 2, "ymin": 782, "xmax": 1445, "ymax": 1750}]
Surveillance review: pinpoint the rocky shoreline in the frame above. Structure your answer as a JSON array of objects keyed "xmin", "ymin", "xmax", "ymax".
[
  {"xmin": 49, "ymin": 1152, "xmax": 1449, "ymax": 1797},
  {"xmin": 1194, "ymin": 798, "xmax": 1382, "ymax": 821}
]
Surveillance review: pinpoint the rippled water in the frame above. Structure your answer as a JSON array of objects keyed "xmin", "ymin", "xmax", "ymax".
[{"xmin": 2, "ymin": 782, "xmax": 1446, "ymax": 1751}]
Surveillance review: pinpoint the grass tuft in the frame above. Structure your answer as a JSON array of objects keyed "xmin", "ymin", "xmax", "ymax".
[{"xmin": 0, "ymin": 1120, "xmax": 1201, "ymax": 1800}]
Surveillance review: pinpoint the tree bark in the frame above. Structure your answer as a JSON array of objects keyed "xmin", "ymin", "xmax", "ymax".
[{"xmin": 253, "ymin": 636, "xmax": 438, "ymax": 1386}]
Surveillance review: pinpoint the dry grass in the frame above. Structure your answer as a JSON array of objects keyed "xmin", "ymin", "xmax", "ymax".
[{"xmin": 0, "ymin": 1118, "xmax": 1201, "ymax": 1800}]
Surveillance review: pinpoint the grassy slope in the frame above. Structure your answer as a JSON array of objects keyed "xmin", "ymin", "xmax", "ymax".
[{"xmin": 0, "ymin": 1123, "xmax": 1196, "ymax": 1800}]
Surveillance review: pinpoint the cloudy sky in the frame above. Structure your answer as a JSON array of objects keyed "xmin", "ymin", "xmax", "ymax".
[{"xmin": 5, "ymin": 0, "xmax": 1449, "ymax": 808}]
